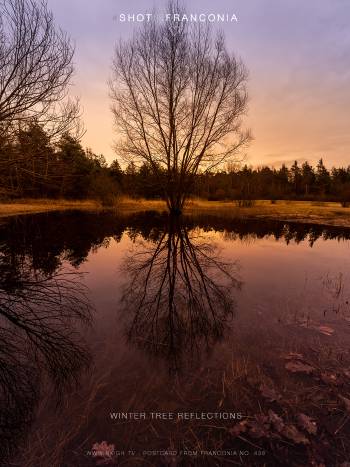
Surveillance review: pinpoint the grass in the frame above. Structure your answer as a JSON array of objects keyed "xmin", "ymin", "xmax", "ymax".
[
  {"xmin": 1, "ymin": 197, "xmax": 350, "ymax": 228},
  {"xmin": 119, "ymin": 198, "xmax": 350, "ymax": 228},
  {"xmin": 184, "ymin": 199, "xmax": 350, "ymax": 227},
  {"xmin": 0, "ymin": 198, "xmax": 101, "ymax": 217}
]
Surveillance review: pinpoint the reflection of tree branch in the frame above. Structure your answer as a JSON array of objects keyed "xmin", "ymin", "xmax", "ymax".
[
  {"xmin": 1, "ymin": 271, "xmax": 90, "ymax": 380},
  {"xmin": 121, "ymin": 216, "xmax": 241, "ymax": 370},
  {"xmin": 0, "ymin": 266, "xmax": 92, "ymax": 462}
]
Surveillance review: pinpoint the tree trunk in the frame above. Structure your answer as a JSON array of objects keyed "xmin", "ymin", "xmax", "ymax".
[{"xmin": 167, "ymin": 190, "xmax": 186, "ymax": 215}]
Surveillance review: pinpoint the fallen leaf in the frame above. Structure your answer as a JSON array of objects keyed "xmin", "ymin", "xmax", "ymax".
[
  {"xmin": 268, "ymin": 410, "xmax": 285, "ymax": 432},
  {"xmin": 285, "ymin": 361, "xmax": 315, "ymax": 374},
  {"xmin": 299, "ymin": 322, "xmax": 335, "ymax": 336},
  {"xmin": 317, "ymin": 325, "xmax": 334, "ymax": 336},
  {"xmin": 248, "ymin": 415, "xmax": 270, "ymax": 439},
  {"xmin": 282, "ymin": 424, "xmax": 310, "ymax": 444},
  {"xmin": 260, "ymin": 384, "xmax": 281, "ymax": 402},
  {"xmin": 284, "ymin": 352, "xmax": 304, "ymax": 361},
  {"xmin": 297, "ymin": 413, "xmax": 317, "ymax": 435},
  {"xmin": 230, "ymin": 416, "xmax": 272, "ymax": 440},
  {"xmin": 229, "ymin": 421, "xmax": 248, "ymax": 436}
]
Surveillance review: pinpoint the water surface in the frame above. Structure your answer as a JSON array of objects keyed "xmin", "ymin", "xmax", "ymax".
[{"xmin": 1, "ymin": 211, "xmax": 350, "ymax": 466}]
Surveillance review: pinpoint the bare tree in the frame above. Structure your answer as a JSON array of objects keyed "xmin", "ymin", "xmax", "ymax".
[
  {"xmin": 0, "ymin": 0, "xmax": 82, "ymax": 138},
  {"xmin": 110, "ymin": 0, "xmax": 250, "ymax": 213}
]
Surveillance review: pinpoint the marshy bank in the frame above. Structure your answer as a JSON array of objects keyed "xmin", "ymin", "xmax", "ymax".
[{"xmin": 2, "ymin": 198, "xmax": 350, "ymax": 229}]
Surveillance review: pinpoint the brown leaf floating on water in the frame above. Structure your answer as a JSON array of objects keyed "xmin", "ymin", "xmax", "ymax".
[
  {"xmin": 297, "ymin": 413, "xmax": 317, "ymax": 435},
  {"xmin": 248, "ymin": 423, "xmax": 270, "ymax": 439},
  {"xmin": 317, "ymin": 325, "xmax": 334, "ymax": 336},
  {"xmin": 268, "ymin": 410, "xmax": 285, "ymax": 433},
  {"xmin": 285, "ymin": 361, "xmax": 315, "ymax": 374},
  {"xmin": 268, "ymin": 410, "xmax": 310, "ymax": 444},
  {"xmin": 230, "ymin": 416, "xmax": 273, "ymax": 440},
  {"xmin": 259, "ymin": 384, "xmax": 281, "ymax": 402},
  {"xmin": 229, "ymin": 420, "xmax": 248, "ymax": 436},
  {"xmin": 284, "ymin": 352, "xmax": 304, "ymax": 361},
  {"xmin": 248, "ymin": 415, "xmax": 271, "ymax": 439},
  {"xmin": 283, "ymin": 352, "xmax": 315, "ymax": 371},
  {"xmin": 299, "ymin": 322, "xmax": 334, "ymax": 336},
  {"xmin": 281, "ymin": 424, "xmax": 310, "ymax": 445},
  {"xmin": 230, "ymin": 412, "xmax": 311, "ymax": 445}
]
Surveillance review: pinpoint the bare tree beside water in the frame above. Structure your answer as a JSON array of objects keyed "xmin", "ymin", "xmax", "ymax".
[{"xmin": 110, "ymin": 0, "xmax": 250, "ymax": 214}]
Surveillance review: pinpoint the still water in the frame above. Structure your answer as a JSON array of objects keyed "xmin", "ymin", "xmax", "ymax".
[{"xmin": 1, "ymin": 211, "xmax": 350, "ymax": 466}]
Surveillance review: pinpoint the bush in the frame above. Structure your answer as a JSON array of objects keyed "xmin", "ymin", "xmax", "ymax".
[
  {"xmin": 336, "ymin": 183, "xmax": 350, "ymax": 208},
  {"xmin": 89, "ymin": 172, "xmax": 120, "ymax": 207}
]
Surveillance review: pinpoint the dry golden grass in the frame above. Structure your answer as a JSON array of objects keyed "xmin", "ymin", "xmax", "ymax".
[
  {"xmin": 1, "ymin": 197, "xmax": 350, "ymax": 228},
  {"xmin": 118, "ymin": 197, "xmax": 350, "ymax": 228},
  {"xmin": 184, "ymin": 199, "xmax": 350, "ymax": 228},
  {"xmin": 0, "ymin": 198, "xmax": 101, "ymax": 217},
  {"xmin": 117, "ymin": 196, "xmax": 166, "ymax": 212}
]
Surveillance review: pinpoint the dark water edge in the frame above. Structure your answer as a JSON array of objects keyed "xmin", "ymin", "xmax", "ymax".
[{"xmin": 0, "ymin": 210, "xmax": 350, "ymax": 466}]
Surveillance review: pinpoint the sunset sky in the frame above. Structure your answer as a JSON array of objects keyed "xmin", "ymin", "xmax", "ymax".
[{"xmin": 49, "ymin": 0, "xmax": 350, "ymax": 168}]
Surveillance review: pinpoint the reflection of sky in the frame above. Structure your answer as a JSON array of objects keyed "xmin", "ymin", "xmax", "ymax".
[
  {"xmin": 78, "ymin": 227, "xmax": 350, "ymax": 333},
  {"xmin": 49, "ymin": 0, "xmax": 350, "ymax": 168}
]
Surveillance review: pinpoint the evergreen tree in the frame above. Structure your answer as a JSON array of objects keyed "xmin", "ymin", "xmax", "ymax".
[
  {"xmin": 56, "ymin": 133, "xmax": 92, "ymax": 198},
  {"xmin": 301, "ymin": 161, "xmax": 315, "ymax": 196},
  {"xmin": 316, "ymin": 158, "xmax": 331, "ymax": 195},
  {"xmin": 290, "ymin": 161, "xmax": 302, "ymax": 195}
]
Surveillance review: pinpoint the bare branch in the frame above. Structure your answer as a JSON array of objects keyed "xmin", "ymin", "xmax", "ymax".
[{"xmin": 0, "ymin": 0, "xmax": 82, "ymax": 136}]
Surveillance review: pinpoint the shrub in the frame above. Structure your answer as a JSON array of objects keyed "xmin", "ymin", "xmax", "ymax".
[{"xmin": 89, "ymin": 173, "xmax": 120, "ymax": 207}]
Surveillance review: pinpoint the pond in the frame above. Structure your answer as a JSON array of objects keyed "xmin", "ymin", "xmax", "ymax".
[{"xmin": 1, "ymin": 210, "xmax": 350, "ymax": 466}]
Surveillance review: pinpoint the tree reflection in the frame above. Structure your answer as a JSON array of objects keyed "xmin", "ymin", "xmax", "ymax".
[
  {"xmin": 121, "ymin": 216, "xmax": 241, "ymax": 370},
  {"xmin": 0, "ymin": 261, "xmax": 91, "ymax": 462},
  {"xmin": 1, "ymin": 211, "xmax": 350, "ymax": 277}
]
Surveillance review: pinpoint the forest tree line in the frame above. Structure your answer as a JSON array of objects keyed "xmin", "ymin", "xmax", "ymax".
[
  {"xmin": 121, "ymin": 159, "xmax": 350, "ymax": 206},
  {"xmin": 0, "ymin": 123, "xmax": 118, "ymax": 204},
  {"xmin": 1, "ymin": 122, "xmax": 350, "ymax": 206}
]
